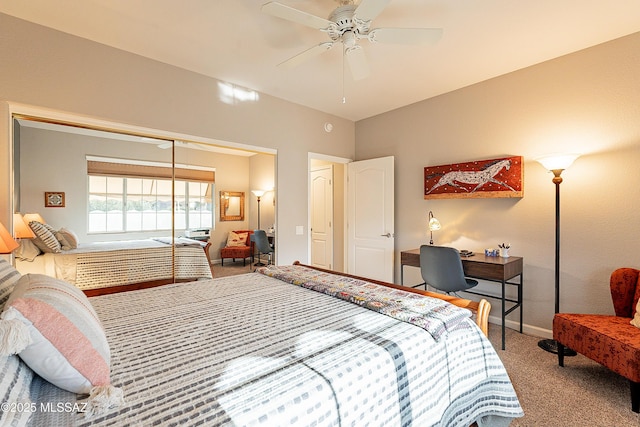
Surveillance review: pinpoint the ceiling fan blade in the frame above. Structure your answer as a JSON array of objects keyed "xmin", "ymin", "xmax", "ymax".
[
  {"xmin": 278, "ymin": 42, "xmax": 334, "ymax": 68},
  {"xmin": 262, "ymin": 1, "xmax": 332, "ymax": 30},
  {"xmin": 368, "ymin": 28, "xmax": 443, "ymax": 44},
  {"xmin": 345, "ymin": 45, "xmax": 370, "ymax": 81},
  {"xmin": 354, "ymin": 0, "xmax": 391, "ymax": 22}
]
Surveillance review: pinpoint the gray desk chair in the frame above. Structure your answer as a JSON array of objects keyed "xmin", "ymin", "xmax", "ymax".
[
  {"xmin": 419, "ymin": 245, "xmax": 478, "ymax": 294},
  {"xmin": 253, "ymin": 230, "xmax": 274, "ymax": 267}
]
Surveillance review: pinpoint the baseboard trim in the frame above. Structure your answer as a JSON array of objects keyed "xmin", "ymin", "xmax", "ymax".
[{"xmin": 487, "ymin": 315, "xmax": 552, "ymax": 339}]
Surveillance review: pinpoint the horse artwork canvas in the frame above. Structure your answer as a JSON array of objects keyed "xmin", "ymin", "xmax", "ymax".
[{"xmin": 424, "ymin": 156, "xmax": 524, "ymax": 199}]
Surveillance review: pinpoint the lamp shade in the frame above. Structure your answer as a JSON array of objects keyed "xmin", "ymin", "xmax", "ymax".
[
  {"xmin": 428, "ymin": 211, "xmax": 441, "ymax": 231},
  {"xmin": 252, "ymin": 190, "xmax": 266, "ymax": 198},
  {"xmin": 0, "ymin": 222, "xmax": 19, "ymax": 253},
  {"xmin": 23, "ymin": 213, "xmax": 45, "ymax": 224},
  {"xmin": 13, "ymin": 213, "xmax": 35, "ymax": 238},
  {"xmin": 536, "ymin": 154, "xmax": 580, "ymax": 171}
]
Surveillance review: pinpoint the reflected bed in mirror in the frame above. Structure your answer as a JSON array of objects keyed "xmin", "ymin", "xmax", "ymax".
[
  {"xmin": 10, "ymin": 113, "xmax": 274, "ymax": 295},
  {"xmin": 220, "ymin": 191, "xmax": 244, "ymax": 221}
]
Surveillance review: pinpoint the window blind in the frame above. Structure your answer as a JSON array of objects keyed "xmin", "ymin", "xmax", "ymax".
[{"xmin": 87, "ymin": 160, "xmax": 215, "ymax": 182}]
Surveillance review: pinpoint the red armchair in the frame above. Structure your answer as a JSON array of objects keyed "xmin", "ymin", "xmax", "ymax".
[
  {"xmin": 220, "ymin": 230, "xmax": 254, "ymax": 266},
  {"xmin": 554, "ymin": 268, "xmax": 640, "ymax": 412}
]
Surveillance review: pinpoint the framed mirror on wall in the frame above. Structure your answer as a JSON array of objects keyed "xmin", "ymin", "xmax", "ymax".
[{"xmin": 220, "ymin": 191, "xmax": 244, "ymax": 221}]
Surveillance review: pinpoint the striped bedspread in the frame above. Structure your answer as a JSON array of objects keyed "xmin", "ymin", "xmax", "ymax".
[
  {"xmin": 29, "ymin": 272, "xmax": 523, "ymax": 426},
  {"xmin": 50, "ymin": 238, "xmax": 212, "ymax": 290}
]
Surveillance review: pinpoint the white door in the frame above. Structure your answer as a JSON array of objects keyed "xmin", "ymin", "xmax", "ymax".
[
  {"xmin": 347, "ymin": 156, "xmax": 394, "ymax": 282},
  {"xmin": 310, "ymin": 165, "xmax": 333, "ymax": 269}
]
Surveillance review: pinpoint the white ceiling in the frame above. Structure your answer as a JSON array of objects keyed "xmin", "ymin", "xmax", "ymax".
[{"xmin": 2, "ymin": 0, "xmax": 640, "ymax": 121}]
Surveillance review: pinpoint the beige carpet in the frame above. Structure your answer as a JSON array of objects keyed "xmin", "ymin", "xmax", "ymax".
[
  {"xmin": 212, "ymin": 264, "xmax": 640, "ymax": 426},
  {"xmin": 489, "ymin": 327, "xmax": 640, "ymax": 426},
  {"xmin": 213, "ymin": 262, "xmax": 256, "ymax": 278}
]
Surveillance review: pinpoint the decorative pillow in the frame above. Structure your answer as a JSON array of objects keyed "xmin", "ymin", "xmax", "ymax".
[
  {"xmin": 55, "ymin": 227, "xmax": 79, "ymax": 250},
  {"xmin": 0, "ymin": 274, "xmax": 123, "ymax": 416},
  {"xmin": 14, "ymin": 239, "xmax": 42, "ymax": 261},
  {"xmin": 631, "ymin": 298, "xmax": 640, "ymax": 328},
  {"xmin": 28, "ymin": 221, "xmax": 61, "ymax": 253},
  {"xmin": 0, "ymin": 258, "xmax": 21, "ymax": 310},
  {"xmin": 41, "ymin": 222, "xmax": 57, "ymax": 235},
  {"xmin": 0, "ymin": 354, "xmax": 34, "ymax": 426},
  {"xmin": 226, "ymin": 231, "xmax": 248, "ymax": 247}
]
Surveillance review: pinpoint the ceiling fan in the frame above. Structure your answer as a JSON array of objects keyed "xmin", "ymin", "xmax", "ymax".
[{"xmin": 262, "ymin": 0, "xmax": 443, "ymax": 81}]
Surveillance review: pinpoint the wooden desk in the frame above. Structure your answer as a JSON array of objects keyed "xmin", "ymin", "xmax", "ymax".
[{"xmin": 400, "ymin": 248, "xmax": 523, "ymax": 350}]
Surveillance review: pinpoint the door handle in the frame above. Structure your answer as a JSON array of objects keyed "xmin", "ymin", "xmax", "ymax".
[{"xmin": 380, "ymin": 233, "xmax": 391, "ymax": 238}]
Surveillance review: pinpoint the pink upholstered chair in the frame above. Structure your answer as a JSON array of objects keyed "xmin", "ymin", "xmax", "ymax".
[
  {"xmin": 554, "ymin": 268, "xmax": 640, "ymax": 412},
  {"xmin": 220, "ymin": 230, "xmax": 254, "ymax": 266}
]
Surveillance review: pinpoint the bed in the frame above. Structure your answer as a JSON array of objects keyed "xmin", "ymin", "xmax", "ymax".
[
  {"xmin": 15, "ymin": 237, "xmax": 213, "ymax": 295},
  {"xmin": 1, "ymin": 261, "xmax": 523, "ymax": 426}
]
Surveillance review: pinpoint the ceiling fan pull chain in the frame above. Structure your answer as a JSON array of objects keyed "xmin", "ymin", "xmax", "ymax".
[{"xmin": 342, "ymin": 46, "xmax": 346, "ymax": 104}]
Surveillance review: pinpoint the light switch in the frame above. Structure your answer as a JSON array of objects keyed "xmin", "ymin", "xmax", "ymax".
[{"xmin": 296, "ymin": 226, "xmax": 304, "ymax": 235}]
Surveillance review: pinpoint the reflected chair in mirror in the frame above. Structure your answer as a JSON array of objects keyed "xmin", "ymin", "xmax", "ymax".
[
  {"xmin": 419, "ymin": 245, "xmax": 478, "ymax": 295},
  {"xmin": 220, "ymin": 230, "xmax": 254, "ymax": 266},
  {"xmin": 253, "ymin": 230, "xmax": 274, "ymax": 267}
]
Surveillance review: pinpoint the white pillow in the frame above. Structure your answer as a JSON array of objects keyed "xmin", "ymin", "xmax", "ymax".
[
  {"xmin": 631, "ymin": 298, "xmax": 640, "ymax": 328},
  {"xmin": 0, "ymin": 274, "xmax": 123, "ymax": 416},
  {"xmin": 226, "ymin": 231, "xmax": 248, "ymax": 247},
  {"xmin": 14, "ymin": 239, "xmax": 42, "ymax": 261},
  {"xmin": 55, "ymin": 227, "xmax": 79, "ymax": 250}
]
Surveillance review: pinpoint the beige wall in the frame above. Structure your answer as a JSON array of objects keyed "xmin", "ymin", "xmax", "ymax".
[
  {"xmin": 0, "ymin": 13, "xmax": 355, "ymax": 265},
  {"xmin": 355, "ymin": 32, "xmax": 640, "ymax": 335}
]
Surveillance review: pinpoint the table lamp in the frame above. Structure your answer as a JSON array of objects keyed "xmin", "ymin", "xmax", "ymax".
[
  {"xmin": 23, "ymin": 213, "xmax": 45, "ymax": 225},
  {"xmin": 13, "ymin": 213, "xmax": 36, "ymax": 239},
  {"xmin": 0, "ymin": 222, "xmax": 19, "ymax": 254}
]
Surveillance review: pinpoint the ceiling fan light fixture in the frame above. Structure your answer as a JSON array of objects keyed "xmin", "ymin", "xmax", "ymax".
[{"xmin": 342, "ymin": 30, "xmax": 356, "ymax": 48}]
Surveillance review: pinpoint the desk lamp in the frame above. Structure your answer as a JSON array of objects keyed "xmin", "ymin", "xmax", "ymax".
[
  {"xmin": 428, "ymin": 211, "xmax": 441, "ymax": 245},
  {"xmin": 536, "ymin": 153, "xmax": 580, "ymax": 355}
]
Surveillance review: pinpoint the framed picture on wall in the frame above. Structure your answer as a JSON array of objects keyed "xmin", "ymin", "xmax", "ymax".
[
  {"xmin": 424, "ymin": 156, "xmax": 524, "ymax": 199},
  {"xmin": 44, "ymin": 192, "xmax": 65, "ymax": 207}
]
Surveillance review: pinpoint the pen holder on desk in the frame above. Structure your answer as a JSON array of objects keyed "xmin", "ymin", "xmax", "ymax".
[{"xmin": 499, "ymin": 248, "xmax": 510, "ymax": 258}]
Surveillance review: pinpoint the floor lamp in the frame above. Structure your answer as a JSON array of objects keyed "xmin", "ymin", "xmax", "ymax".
[
  {"xmin": 252, "ymin": 190, "xmax": 266, "ymax": 266},
  {"xmin": 252, "ymin": 190, "xmax": 265, "ymax": 230},
  {"xmin": 536, "ymin": 154, "xmax": 580, "ymax": 355}
]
